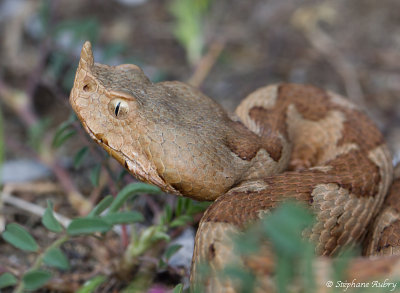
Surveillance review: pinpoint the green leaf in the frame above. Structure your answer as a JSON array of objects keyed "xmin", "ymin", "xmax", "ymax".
[
  {"xmin": 152, "ymin": 230, "xmax": 171, "ymax": 242},
  {"xmin": 108, "ymin": 183, "xmax": 161, "ymax": 213},
  {"xmin": 173, "ymin": 283, "xmax": 183, "ymax": 293},
  {"xmin": 250, "ymin": 203, "xmax": 316, "ymax": 292},
  {"xmin": 0, "ymin": 272, "xmax": 17, "ymax": 289},
  {"xmin": 170, "ymin": 215, "xmax": 193, "ymax": 228},
  {"xmin": 87, "ymin": 195, "xmax": 114, "ymax": 217},
  {"xmin": 232, "ymin": 226, "xmax": 261, "ymax": 256},
  {"xmin": 43, "ymin": 247, "xmax": 70, "ymax": 270},
  {"xmin": 52, "ymin": 117, "xmax": 77, "ymax": 148},
  {"xmin": 175, "ymin": 197, "xmax": 185, "ymax": 216},
  {"xmin": 163, "ymin": 205, "xmax": 173, "ymax": 225},
  {"xmin": 184, "ymin": 197, "xmax": 192, "ymax": 210},
  {"xmin": 116, "ymin": 169, "xmax": 129, "ymax": 182},
  {"xmin": 222, "ymin": 266, "xmax": 255, "ymax": 293},
  {"xmin": 28, "ymin": 118, "xmax": 51, "ymax": 151},
  {"xmin": 22, "ymin": 270, "xmax": 52, "ymax": 291},
  {"xmin": 2, "ymin": 223, "xmax": 38, "ymax": 252},
  {"xmin": 67, "ymin": 218, "xmax": 112, "ymax": 236},
  {"xmin": 275, "ymin": 254, "xmax": 293, "ymax": 293},
  {"xmin": 74, "ymin": 146, "xmax": 89, "ymax": 169},
  {"xmin": 76, "ymin": 275, "xmax": 107, "ymax": 293},
  {"xmin": 262, "ymin": 202, "xmax": 314, "ymax": 256},
  {"xmin": 165, "ymin": 244, "xmax": 182, "ymax": 260},
  {"xmin": 53, "ymin": 129, "xmax": 76, "ymax": 148},
  {"xmin": 192, "ymin": 264, "xmax": 209, "ymax": 293},
  {"xmin": 90, "ymin": 164, "xmax": 102, "ymax": 187},
  {"xmin": 131, "ymin": 226, "xmax": 170, "ymax": 257},
  {"xmin": 175, "ymin": 197, "xmax": 197, "ymax": 216},
  {"xmin": 102, "ymin": 211, "xmax": 144, "ymax": 225},
  {"xmin": 42, "ymin": 200, "xmax": 63, "ymax": 233},
  {"xmin": 169, "ymin": 0, "xmax": 211, "ymax": 64},
  {"xmin": 187, "ymin": 201, "xmax": 211, "ymax": 214},
  {"xmin": 158, "ymin": 258, "xmax": 167, "ymax": 269},
  {"xmin": 300, "ymin": 243, "xmax": 316, "ymax": 291}
]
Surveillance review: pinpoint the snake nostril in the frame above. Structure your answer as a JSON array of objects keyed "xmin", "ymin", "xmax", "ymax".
[{"xmin": 208, "ymin": 243, "xmax": 216, "ymax": 260}]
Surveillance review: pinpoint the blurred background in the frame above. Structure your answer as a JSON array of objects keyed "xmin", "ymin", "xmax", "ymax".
[{"xmin": 0, "ymin": 0, "xmax": 399, "ymax": 292}]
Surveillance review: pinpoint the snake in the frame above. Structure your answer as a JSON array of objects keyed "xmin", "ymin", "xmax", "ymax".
[{"xmin": 70, "ymin": 41, "xmax": 399, "ymax": 292}]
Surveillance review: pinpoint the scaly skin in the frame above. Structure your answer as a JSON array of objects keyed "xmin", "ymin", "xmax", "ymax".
[{"xmin": 70, "ymin": 42, "xmax": 399, "ymax": 292}]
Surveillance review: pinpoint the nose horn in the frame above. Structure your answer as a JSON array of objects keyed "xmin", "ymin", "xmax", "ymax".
[{"xmin": 78, "ymin": 41, "xmax": 94, "ymax": 70}]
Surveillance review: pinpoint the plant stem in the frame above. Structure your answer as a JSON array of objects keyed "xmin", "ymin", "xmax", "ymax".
[{"xmin": 13, "ymin": 234, "xmax": 70, "ymax": 293}]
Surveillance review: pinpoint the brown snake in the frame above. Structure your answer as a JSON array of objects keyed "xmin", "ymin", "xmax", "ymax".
[{"xmin": 70, "ymin": 42, "xmax": 400, "ymax": 292}]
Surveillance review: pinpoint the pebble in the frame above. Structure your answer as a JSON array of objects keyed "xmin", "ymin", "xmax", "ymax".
[{"xmin": 0, "ymin": 159, "xmax": 50, "ymax": 183}]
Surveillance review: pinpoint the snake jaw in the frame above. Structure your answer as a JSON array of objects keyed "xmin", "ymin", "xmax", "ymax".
[{"xmin": 78, "ymin": 118, "xmax": 181, "ymax": 195}]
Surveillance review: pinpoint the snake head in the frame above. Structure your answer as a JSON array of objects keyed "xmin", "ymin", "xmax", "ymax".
[
  {"xmin": 70, "ymin": 41, "xmax": 178, "ymax": 194},
  {"xmin": 70, "ymin": 42, "xmax": 270, "ymax": 201}
]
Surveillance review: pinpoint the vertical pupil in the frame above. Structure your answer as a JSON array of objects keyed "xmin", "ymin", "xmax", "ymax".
[{"xmin": 115, "ymin": 101, "xmax": 121, "ymax": 116}]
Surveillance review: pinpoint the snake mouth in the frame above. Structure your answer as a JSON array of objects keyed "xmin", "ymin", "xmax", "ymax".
[
  {"xmin": 79, "ymin": 120, "xmax": 136, "ymax": 171},
  {"xmin": 78, "ymin": 119, "xmax": 125, "ymax": 164},
  {"xmin": 78, "ymin": 119, "xmax": 180, "ymax": 195}
]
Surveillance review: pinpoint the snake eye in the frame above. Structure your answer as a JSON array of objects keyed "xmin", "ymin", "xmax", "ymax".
[{"xmin": 108, "ymin": 98, "xmax": 129, "ymax": 119}]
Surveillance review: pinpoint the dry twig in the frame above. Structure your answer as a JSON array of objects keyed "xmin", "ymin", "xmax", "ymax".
[
  {"xmin": 2, "ymin": 192, "xmax": 72, "ymax": 228},
  {"xmin": 291, "ymin": 3, "xmax": 365, "ymax": 106},
  {"xmin": 187, "ymin": 39, "xmax": 225, "ymax": 88}
]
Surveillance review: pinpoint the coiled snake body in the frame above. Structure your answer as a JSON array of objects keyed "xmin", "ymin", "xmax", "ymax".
[{"xmin": 70, "ymin": 42, "xmax": 399, "ymax": 292}]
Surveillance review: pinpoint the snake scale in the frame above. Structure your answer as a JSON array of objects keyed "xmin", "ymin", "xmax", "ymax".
[{"xmin": 70, "ymin": 42, "xmax": 400, "ymax": 292}]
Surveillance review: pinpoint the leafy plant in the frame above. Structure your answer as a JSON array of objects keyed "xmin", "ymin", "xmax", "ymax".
[
  {"xmin": 0, "ymin": 273, "xmax": 17, "ymax": 289},
  {"xmin": 173, "ymin": 283, "xmax": 183, "ymax": 293},
  {"xmin": 76, "ymin": 275, "xmax": 107, "ymax": 293},
  {"xmin": 52, "ymin": 113, "xmax": 77, "ymax": 148},
  {"xmin": 28, "ymin": 118, "xmax": 51, "ymax": 152},
  {"xmin": 213, "ymin": 202, "xmax": 316, "ymax": 293},
  {"xmin": 0, "ymin": 177, "xmax": 209, "ymax": 292},
  {"xmin": 73, "ymin": 146, "xmax": 89, "ymax": 169},
  {"xmin": 0, "ymin": 183, "xmax": 161, "ymax": 292},
  {"xmin": 209, "ymin": 202, "xmax": 399, "ymax": 293},
  {"xmin": 169, "ymin": 0, "xmax": 212, "ymax": 65},
  {"xmin": 123, "ymin": 196, "xmax": 210, "ymax": 272},
  {"xmin": 161, "ymin": 197, "xmax": 210, "ymax": 228}
]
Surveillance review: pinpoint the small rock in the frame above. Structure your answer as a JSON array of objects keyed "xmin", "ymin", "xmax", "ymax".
[
  {"xmin": 167, "ymin": 228, "xmax": 195, "ymax": 270},
  {"xmin": 1, "ymin": 159, "xmax": 51, "ymax": 183}
]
